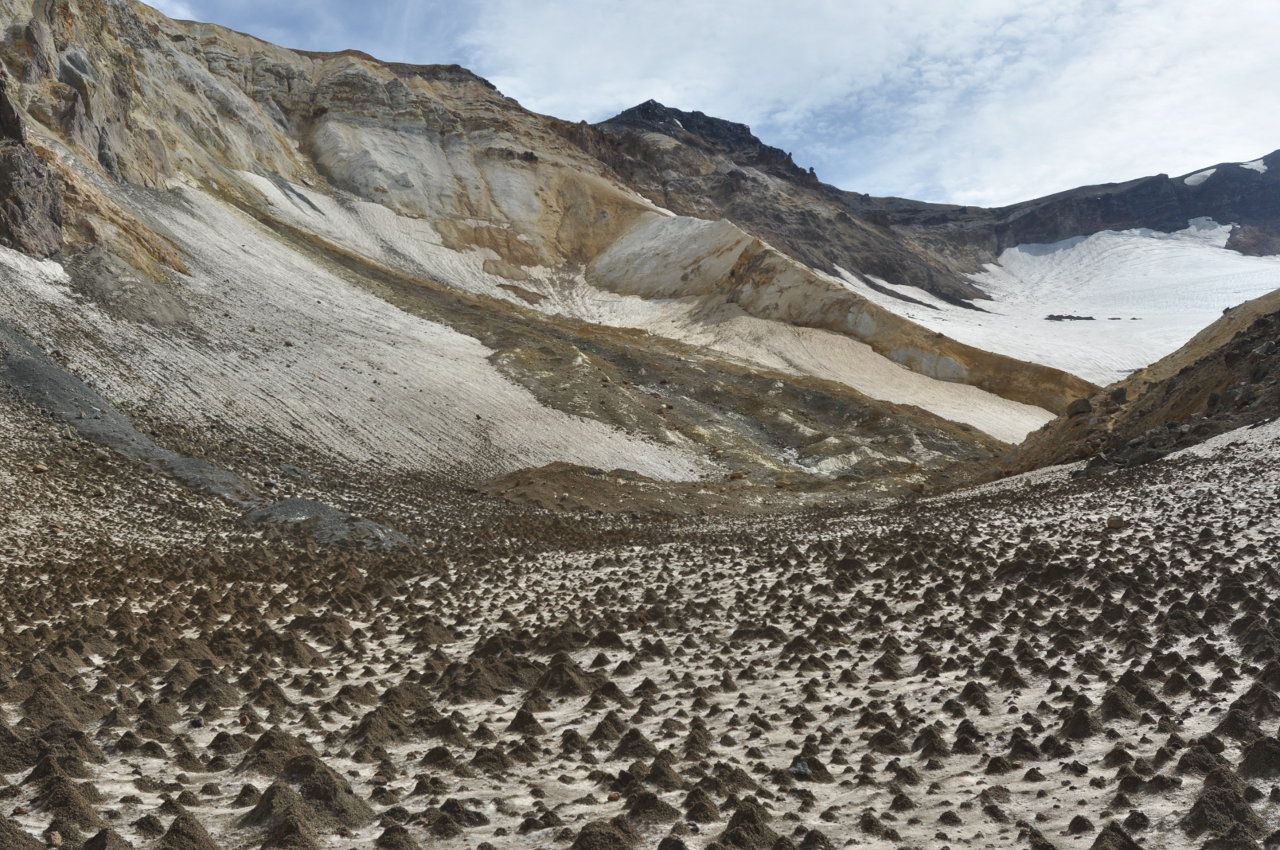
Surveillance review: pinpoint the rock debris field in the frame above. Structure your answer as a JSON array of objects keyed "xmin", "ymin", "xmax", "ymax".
[{"xmin": 1, "ymin": 420, "xmax": 1279, "ymax": 850}]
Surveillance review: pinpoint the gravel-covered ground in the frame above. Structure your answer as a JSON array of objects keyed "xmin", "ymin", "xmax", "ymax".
[{"xmin": 2, "ymin": 389, "xmax": 1279, "ymax": 849}]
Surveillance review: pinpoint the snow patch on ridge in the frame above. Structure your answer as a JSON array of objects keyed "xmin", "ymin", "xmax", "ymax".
[
  {"xmin": 1184, "ymin": 168, "xmax": 1216, "ymax": 186},
  {"xmin": 1241, "ymin": 158, "xmax": 1268, "ymax": 174}
]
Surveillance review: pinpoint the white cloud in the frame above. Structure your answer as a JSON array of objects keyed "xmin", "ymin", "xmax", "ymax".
[
  {"xmin": 148, "ymin": 0, "xmax": 197, "ymax": 18},
  {"xmin": 456, "ymin": 0, "xmax": 1280, "ymax": 205},
  {"xmin": 143, "ymin": 0, "xmax": 1280, "ymax": 206},
  {"xmin": 145, "ymin": 1, "xmax": 474, "ymax": 64},
  {"xmin": 839, "ymin": 0, "xmax": 1280, "ymax": 204},
  {"xmin": 461, "ymin": 0, "xmax": 1030, "ymax": 124}
]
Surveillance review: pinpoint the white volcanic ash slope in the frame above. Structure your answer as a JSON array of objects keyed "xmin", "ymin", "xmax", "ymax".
[
  {"xmin": 235, "ymin": 171, "xmax": 1055, "ymax": 446},
  {"xmin": 0, "ymin": 180, "xmax": 710, "ymax": 482}
]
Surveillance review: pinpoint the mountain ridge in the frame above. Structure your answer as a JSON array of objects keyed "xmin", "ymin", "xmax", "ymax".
[
  {"xmin": 0, "ymin": 0, "xmax": 1272, "ymax": 517},
  {"xmin": 589, "ymin": 96, "xmax": 1280, "ymax": 281},
  {"xmin": 1, "ymin": 7, "xmax": 1279, "ymax": 850}
]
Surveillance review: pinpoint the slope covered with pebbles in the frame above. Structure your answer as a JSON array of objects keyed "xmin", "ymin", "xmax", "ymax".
[{"xmin": 1, "ymin": 403, "xmax": 1278, "ymax": 849}]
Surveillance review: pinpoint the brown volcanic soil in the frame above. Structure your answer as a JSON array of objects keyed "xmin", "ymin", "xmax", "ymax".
[
  {"xmin": 4, "ymin": 362, "xmax": 1280, "ymax": 849},
  {"xmin": 478, "ymin": 462, "xmax": 882, "ymax": 517}
]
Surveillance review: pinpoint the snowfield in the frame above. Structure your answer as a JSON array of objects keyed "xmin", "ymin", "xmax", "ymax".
[{"xmin": 841, "ymin": 218, "xmax": 1280, "ymax": 385}]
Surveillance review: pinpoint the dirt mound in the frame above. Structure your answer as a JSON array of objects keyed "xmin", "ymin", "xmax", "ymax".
[
  {"xmin": 0, "ymin": 816, "xmax": 43, "ymax": 850},
  {"xmin": 236, "ymin": 730, "xmax": 318, "ymax": 777},
  {"xmin": 279, "ymin": 754, "xmax": 374, "ymax": 828},
  {"xmin": 569, "ymin": 817, "xmax": 637, "ymax": 850},
  {"xmin": 159, "ymin": 812, "xmax": 222, "ymax": 850}
]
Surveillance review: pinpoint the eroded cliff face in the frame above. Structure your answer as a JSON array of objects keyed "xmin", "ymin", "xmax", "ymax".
[
  {"xmin": 0, "ymin": 0, "xmax": 1086, "ymax": 502},
  {"xmin": 2, "ymin": 0, "xmax": 1086, "ymax": 400},
  {"xmin": 0, "ymin": 67, "xmax": 61, "ymax": 256},
  {"xmin": 3, "ymin": 1, "xmax": 629, "ymax": 255},
  {"xmin": 557, "ymin": 100, "xmax": 988, "ymax": 304}
]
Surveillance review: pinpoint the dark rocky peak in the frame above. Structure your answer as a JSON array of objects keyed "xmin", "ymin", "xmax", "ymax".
[
  {"xmin": 0, "ymin": 69, "xmax": 24, "ymax": 141},
  {"xmin": 601, "ymin": 99, "xmax": 808, "ymax": 179},
  {"xmin": 1174, "ymin": 150, "xmax": 1280, "ymax": 250},
  {"xmin": 564, "ymin": 99, "xmax": 982, "ymax": 301},
  {"xmin": 0, "ymin": 68, "xmax": 63, "ymax": 257},
  {"xmin": 1175, "ymin": 149, "xmax": 1279, "ymax": 188},
  {"xmin": 604, "ymin": 100, "xmax": 757, "ymax": 147}
]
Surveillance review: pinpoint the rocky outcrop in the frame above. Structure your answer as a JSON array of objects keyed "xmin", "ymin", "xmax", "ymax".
[
  {"xmin": 0, "ymin": 68, "xmax": 61, "ymax": 257},
  {"xmin": 1012, "ymin": 288, "xmax": 1280, "ymax": 471},
  {"xmin": 1226, "ymin": 220, "xmax": 1280, "ymax": 256},
  {"xmin": 560, "ymin": 100, "xmax": 987, "ymax": 303}
]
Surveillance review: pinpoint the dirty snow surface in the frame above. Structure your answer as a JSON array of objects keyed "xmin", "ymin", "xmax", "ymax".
[
  {"xmin": 542, "ymin": 290, "xmax": 1054, "ymax": 446},
  {"xmin": 4, "ymin": 405, "xmax": 1280, "ymax": 850},
  {"xmin": 842, "ymin": 218, "xmax": 1280, "ymax": 385}
]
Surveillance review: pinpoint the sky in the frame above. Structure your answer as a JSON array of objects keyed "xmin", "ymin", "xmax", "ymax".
[{"xmin": 148, "ymin": 0, "xmax": 1280, "ymax": 206}]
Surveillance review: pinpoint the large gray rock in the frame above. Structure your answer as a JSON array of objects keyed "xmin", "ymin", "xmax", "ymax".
[{"xmin": 0, "ymin": 71, "xmax": 62, "ymax": 258}]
